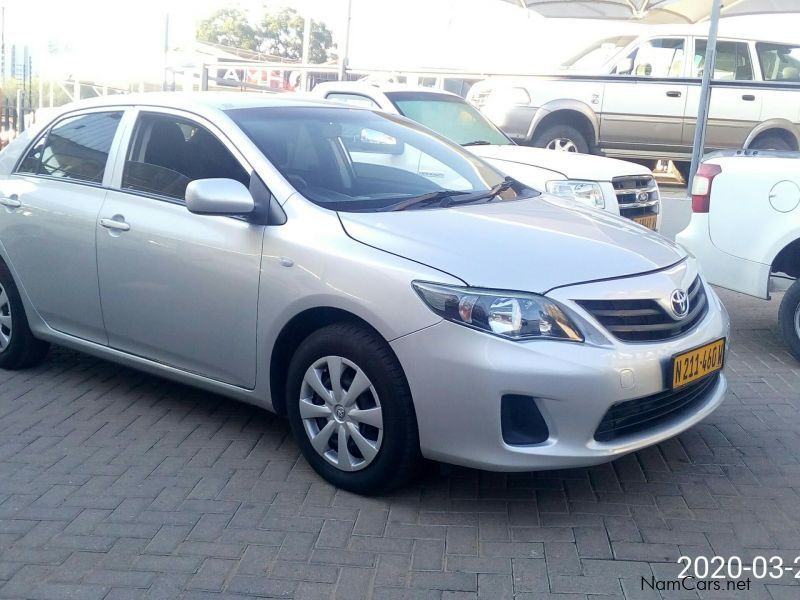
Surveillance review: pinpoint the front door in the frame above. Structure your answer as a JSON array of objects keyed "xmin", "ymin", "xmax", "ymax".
[
  {"xmin": 600, "ymin": 37, "xmax": 688, "ymax": 153},
  {"xmin": 0, "ymin": 110, "xmax": 125, "ymax": 344},
  {"xmin": 96, "ymin": 110, "xmax": 263, "ymax": 388}
]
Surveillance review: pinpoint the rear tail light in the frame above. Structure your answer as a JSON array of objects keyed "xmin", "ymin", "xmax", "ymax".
[{"xmin": 691, "ymin": 163, "xmax": 722, "ymax": 213}]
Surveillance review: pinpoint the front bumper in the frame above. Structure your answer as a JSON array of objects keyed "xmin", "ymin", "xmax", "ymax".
[{"xmin": 391, "ymin": 276, "xmax": 729, "ymax": 471}]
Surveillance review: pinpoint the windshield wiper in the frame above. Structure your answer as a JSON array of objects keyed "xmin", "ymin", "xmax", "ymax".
[
  {"xmin": 377, "ymin": 190, "xmax": 469, "ymax": 212},
  {"xmin": 462, "ymin": 140, "xmax": 493, "ymax": 146},
  {"xmin": 441, "ymin": 177, "xmax": 515, "ymax": 207}
]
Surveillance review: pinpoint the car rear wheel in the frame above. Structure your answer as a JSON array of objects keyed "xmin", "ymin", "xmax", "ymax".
[
  {"xmin": 532, "ymin": 124, "xmax": 589, "ymax": 154},
  {"xmin": 779, "ymin": 280, "xmax": 800, "ymax": 361},
  {"xmin": 286, "ymin": 323, "xmax": 421, "ymax": 494},
  {"xmin": 0, "ymin": 262, "xmax": 49, "ymax": 370},
  {"xmin": 750, "ymin": 134, "xmax": 793, "ymax": 152}
]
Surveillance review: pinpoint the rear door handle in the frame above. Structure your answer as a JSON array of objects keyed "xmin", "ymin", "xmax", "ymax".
[
  {"xmin": 742, "ymin": 94, "xmax": 756, "ymax": 101},
  {"xmin": 100, "ymin": 217, "xmax": 130, "ymax": 232},
  {"xmin": 666, "ymin": 90, "xmax": 682, "ymax": 98},
  {"xmin": 0, "ymin": 195, "xmax": 21, "ymax": 209}
]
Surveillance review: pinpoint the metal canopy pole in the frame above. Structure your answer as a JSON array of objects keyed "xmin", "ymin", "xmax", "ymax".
[
  {"xmin": 688, "ymin": 0, "xmax": 722, "ymax": 185},
  {"xmin": 338, "ymin": 0, "xmax": 353, "ymax": 80}
]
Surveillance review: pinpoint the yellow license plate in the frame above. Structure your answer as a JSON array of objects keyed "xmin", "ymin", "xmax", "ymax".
[
  {"xmin": 633, "ymin": 215, "xmax": 658, "ymax": 230},
  {"xmin": 672, "ymin": 338, "xmax": 726, "ymax": 389}
]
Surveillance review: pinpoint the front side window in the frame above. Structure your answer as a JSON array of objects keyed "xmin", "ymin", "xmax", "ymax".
[
  {"xmin": 122, "ymin": 113, "xmax": 250, "ymax": 201},
  {"xmin": 227, "ymin": 106, "xmax": 530, "ymax": 212},
  {"xmin": 385, "ymin": 92, "xmax": 510, "ymax": 146},
  {"xmin": 757, "ymin": 42, "xmax": 800, "ymax": 81},
  {"xmin": 561, "ymin": 36, "xmax": 636, "ymax": 72},
  {"xmin": 693, "ymin": 40, "xmax": 753, "ymax": 80},
  {"xmin": 626, "ymin": 38, "xmax": 685, "ymax": 77},
  {"xmin": 24, "ymin": 111, "xmax": 123, "ymax": 183}
]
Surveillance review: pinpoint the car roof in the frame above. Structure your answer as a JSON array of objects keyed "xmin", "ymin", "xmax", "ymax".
[{"xmin": 52, "ymin": 91, "xmax": 344, "ymax": 115}]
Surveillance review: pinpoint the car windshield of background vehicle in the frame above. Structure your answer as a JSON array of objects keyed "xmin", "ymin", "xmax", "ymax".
[
  {"xmin": 227, "ymin": 106, "xmax": 528, "ymax": 212},
  {"xmin": 561, "ymin": 36, "xmax": 636, "ymax": 72},
  {"xmin": 756, "ymin": 42, "xmax": 800, "ymax": 81},
  {"xmin": 693, "ymin": 40, "xmax": 753, "ymax": 80},
  {"xmin": 385, "ymin": 92, "xmax": 511, "ymax": 147}
]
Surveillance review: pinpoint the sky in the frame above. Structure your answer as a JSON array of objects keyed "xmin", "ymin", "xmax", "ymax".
[{"xmin": 1, "ymin": 0, "xmax": 799, "ymax": 86}]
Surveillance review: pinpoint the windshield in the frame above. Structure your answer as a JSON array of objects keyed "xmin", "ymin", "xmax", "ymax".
[
  {"xmin": 227, "ymin": 106, "xmax": 527, "ymax": 212},
  {"xmin": 384, "ymin": 92, "xmax": 511, "ymax": 146},
  {"xmin": 561, "ymin": 36, "xmax": 636, "ymax": 72}
]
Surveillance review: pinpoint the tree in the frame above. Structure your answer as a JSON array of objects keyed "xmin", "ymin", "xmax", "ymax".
[
  {"xmin": 197, "ymin": 8, "xmax": 260, "ymax": 52},
  {"xmin": 196, "ymin": 6, "xmax": 335, "ymax": 64},
  {"xmin": 260, "ymin": 8, "xmax": 335, "ymax": 63}
]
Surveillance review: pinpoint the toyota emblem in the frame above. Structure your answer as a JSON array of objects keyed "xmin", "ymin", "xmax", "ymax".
[
  {"xmin": 637, "ymin": 191, "xmax": 649, "ymax": 202},
  {"xmin": 670, "ymin": 289, "xmax": 689, "ymax": 319}
]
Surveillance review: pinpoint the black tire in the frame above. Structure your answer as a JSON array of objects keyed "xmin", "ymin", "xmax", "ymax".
[
  {"xmin": 778, "ymin": 280, "xmax": 800, "ymax": 361},
  {"xmin": 531, "ymin": 124, "xmax": 590, "ymax": 154},
  {"xmin": 286, "ymin": 323, "xmax": 421, "ymax": 495},
  {"xmin": 0, "ymin": 262, "xmax": 49, "ymax": 370},
  {"xmin": 675, "ymin": 161, "xmax": 692, "ymax": 183},
  {"xmin": 749, "ymin": 134, "xmax": 793, "ymax": 152}
]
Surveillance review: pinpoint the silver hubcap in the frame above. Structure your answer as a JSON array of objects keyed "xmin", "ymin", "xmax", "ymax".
[
  {"xmin": 0, "ymin": 284, "xmax": 12, "ymax": 351},
  {"xmin": 546, "ymin": 137, "xmax": 579, "ymax": 152},
  {"xmin": 299, "ymin": 355, "xmax": 383, "ymax": 472}
]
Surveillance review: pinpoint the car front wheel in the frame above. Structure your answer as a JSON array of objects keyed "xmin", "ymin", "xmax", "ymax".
[
  {"xmin": 286, "ymin": 323, "xmax": 421, "ymax": 494},
  {"xmin": 779, "ymin": 280, "xmax": 800, "ymax": 361}
]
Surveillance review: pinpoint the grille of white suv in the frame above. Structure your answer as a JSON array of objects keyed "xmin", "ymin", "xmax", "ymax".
[
  {"xmin": 613, "ymin": 175, "xmax": 659, "ymax": 222},
  {"xmin": 577, "ymin": 277, "xmax": 708, "ymax": 342}
]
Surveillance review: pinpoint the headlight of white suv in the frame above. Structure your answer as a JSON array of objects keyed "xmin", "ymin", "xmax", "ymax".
[
  {"xmin": 412, "ymin": 282, "xmax": 583, "ymax": 342},
  {"xmin": 546, "ymin": 180, "xmax": 605, "ymax": 209}
]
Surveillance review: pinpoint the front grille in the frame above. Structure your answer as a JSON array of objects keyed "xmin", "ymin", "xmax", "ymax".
[
  {"xmin": 577, "ymin": 277, "xmax": 708, "ymax": 343},
  {"xmin": 470, "ymin": 90, "xmax": 491, "ymax": 109},
  {"xmin": 594, "ymin": 373, "xmax": 720, "ymax": 442},
  {"xmin": 613, "ymin": 175, "xmax": 659, "ymax": 218}
]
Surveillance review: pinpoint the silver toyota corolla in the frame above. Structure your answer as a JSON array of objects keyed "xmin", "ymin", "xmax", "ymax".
[{"xmin": 0, "ymin": 94, "xmax": 729, "ymax": 494}]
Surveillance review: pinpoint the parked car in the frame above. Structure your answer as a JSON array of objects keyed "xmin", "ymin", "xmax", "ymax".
[
  {"xmin": 0, "ymin": 93, "xmax": 729, "ymax": 494},
  {"xmin": 311, "ymin": 82, "xmax": 662, "ymax": 231},
  {"xmin": 467, "ymin": 26, "xmax": 800, "ymax": 179},
  {"xmin": 677, "ymin": 150, "xmax": 800, "ymax": 359}
]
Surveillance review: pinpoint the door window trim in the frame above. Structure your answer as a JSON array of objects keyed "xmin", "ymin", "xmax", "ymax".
[{"xmin": 12, "ymin": 106, "xmax": 130, "ymax": 190}]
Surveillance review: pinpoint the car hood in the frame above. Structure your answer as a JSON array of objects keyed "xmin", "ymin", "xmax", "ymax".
[
  {"xmin": 338, "ymin": 195, "xmax": 685, "ymax": 293},
  {"xmin": 468, "ymin": 145, "xmax": 650, "ymax": 181}
]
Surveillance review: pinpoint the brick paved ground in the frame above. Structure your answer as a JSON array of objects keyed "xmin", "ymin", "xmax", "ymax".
[{"xmin": 0, "ymin": 287, "xmax": 798, "ymax": 599}]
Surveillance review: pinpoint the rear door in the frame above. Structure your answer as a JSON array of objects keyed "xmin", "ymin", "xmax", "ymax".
[
  {"xmin": 0, "ymin": 109, "xmax": 125, "ymax": 343},
  {"xmin": 683, "ymin": 39, "xmax": 762, "ymax": 150},
  {"xmin": 96, "ymin": 108, "xmax": 264, "ymax": 388},
  {"xmin": 600, "ymin": 37, "xmax": 688, "ymax": 153}
]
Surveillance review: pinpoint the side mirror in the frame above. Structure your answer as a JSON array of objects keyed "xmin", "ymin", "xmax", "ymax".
[
  {"xmin": 615, "ymin": 57, "xmax": 633, "ymax": 75},
  {"xmin": 185, "ymin": 178, "xmax": 255, "ymax": 216}
]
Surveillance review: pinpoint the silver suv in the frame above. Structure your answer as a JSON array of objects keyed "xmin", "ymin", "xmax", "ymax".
[{"xmin": 0, "ymin": 94, "xmax": 729, "ymax": 493}]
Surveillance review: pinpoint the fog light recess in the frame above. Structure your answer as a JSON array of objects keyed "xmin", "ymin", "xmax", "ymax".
[{"xmin": 501, "ymin": 395, "xmax": 549, "ymax": 445}]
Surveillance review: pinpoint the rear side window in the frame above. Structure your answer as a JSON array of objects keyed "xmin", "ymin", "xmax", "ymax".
[
  {"xmin": 121, "ymin": 113, "xmax": 250, "ymax": 201},
  {"xmin": 19, "ymin": 112, "xmax": 123, "ymax": 183},
  {"xmin": 693, "ymin": 40, "xmax": 753, "ymax": 80},
  {"xmin": 756, "ymin": 42, "xmax": 800, "ymax": 81}
]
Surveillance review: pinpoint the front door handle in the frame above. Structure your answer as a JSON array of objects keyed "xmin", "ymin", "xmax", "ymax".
[
  {"xmin": 100, "ymin": 217, "xmax": 130, "ymax": 232},
  {"xmin": 666, "ymin": 90, "xmax": 682, "ymax": 98},
  {"xmin": 742, "ymin": 94, "xmax": 756, "ymax": 101},
  {"xmin": 0, "ymin": 195, "xmax": 21, "ymax": 209}
]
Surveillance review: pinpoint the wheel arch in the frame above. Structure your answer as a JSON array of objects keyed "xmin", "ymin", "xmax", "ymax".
[
  {"xmin": 527, "ymin": 100, "xmax": 599, "ymax": 148},
  {"xmin": 772, "ymin": 237, "xmax": 800, "ymax": 279},
  {"xmin": 744, "ymin": 120, "xmax": 800, "ymax": 151},
  {"xmin": 268, "ymin": 306, "xmax": 390, "ymax": 416}
]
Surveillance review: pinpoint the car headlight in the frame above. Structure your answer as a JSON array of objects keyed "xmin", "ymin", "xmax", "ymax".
[
  {"xmin": 412, "ymin": 282, "xmax": 583, "ymax": 342},
  {"xmin": 546, "ymin": 180, "xmax": 605, "ymax": 209}
]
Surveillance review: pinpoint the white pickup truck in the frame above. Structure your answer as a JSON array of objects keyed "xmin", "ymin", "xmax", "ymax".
[
  {"xmin": 677, "ymin": 150, "xmax": 800, "ymax": 359},
  {"xmin": 310, "ymin": 82, "xmax": 662, "ymax": 231}
]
